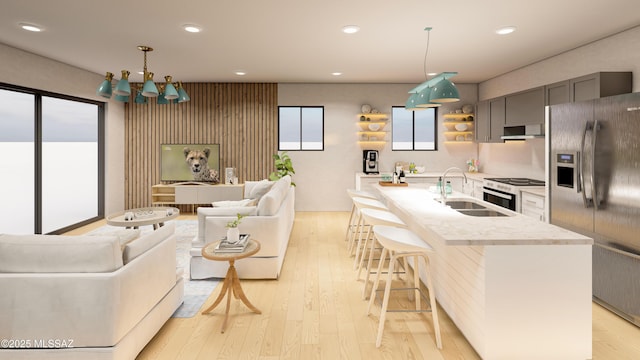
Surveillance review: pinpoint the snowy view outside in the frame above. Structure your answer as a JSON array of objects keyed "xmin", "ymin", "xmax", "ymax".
[
  {"xmin": 392, "ymin": 106, "xmax": 436, "ymax": 150},
  {"xmin": 0, "ymin": 89, "xmax": 99, "ymax": 234},
  {"xmin": 279, "ymin": 106, "xmax": 323, "ymax": 150}
]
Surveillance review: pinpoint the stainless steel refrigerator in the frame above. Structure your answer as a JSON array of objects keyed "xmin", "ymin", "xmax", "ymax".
[{"xmin": 548, "ymin": 92, "xmax": 640, "ymax": 327}]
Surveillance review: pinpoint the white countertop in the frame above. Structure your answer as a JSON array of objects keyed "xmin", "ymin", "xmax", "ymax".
[
  {"xmin": 375, "ymin": 184, "xmax": 591, "ymax": 246},
  {"xmin": 357, "ymin": 171, "xmax": 498, "ymax": 181}
]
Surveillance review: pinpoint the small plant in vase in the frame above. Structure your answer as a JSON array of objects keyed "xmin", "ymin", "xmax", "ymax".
[{"xmin": 225, "ymin": 213, "xmax": 245, "ymax": 244}]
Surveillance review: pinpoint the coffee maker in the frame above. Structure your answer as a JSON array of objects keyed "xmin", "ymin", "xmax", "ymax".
[{"xmin": 363, "ymin": 150, "xmax": 379, "ymax": 174}]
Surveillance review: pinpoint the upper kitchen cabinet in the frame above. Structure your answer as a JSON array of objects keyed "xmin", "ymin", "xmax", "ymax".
[
  {"xmin": 545, "ymin": 72, "xmax": 632, "ymax": 105},
  {"xmin": 505, "ymin": 87, "xmax": 544, "ymax": 126},
  {"xmin": 545, "ymin": 80, "xmax": 570, "ymax": 106},
  {"xmin": 475, "ymin": 98, "xmax": 504, "ymax": 143}
]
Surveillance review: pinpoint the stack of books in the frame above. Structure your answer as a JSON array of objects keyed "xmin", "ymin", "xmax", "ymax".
[{"xmin": 215, "ymin": 234, "xmax": 250, "ymax": 253}]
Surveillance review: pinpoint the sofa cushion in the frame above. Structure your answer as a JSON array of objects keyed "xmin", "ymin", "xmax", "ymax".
[
  {"xmin": 87, "ymin": 228, "xmax": 141, "ymax": 249},
  {"xmin": 0, "ymin": 233, "xmax": 123, "ymax": 273},
  {"xmin": 248, "ymin": 180, "xmax": 274, "ymax": 201},
  {"xmin": 212, "ymin": 198, "xmax": 257, "ymax": 208},
  {"xmin": 257, "ymin": 175, "xmax": 291, "ymax": 216},
  {"xmin": 122, "ymin": 222, "xmax": 174, "ymax": 264}
]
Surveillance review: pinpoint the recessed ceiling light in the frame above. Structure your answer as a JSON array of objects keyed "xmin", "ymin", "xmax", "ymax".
[
  {"xmin": 331, "ymin": 72, "xmax": 342, "ymax": 76},
  {"xmin": 183, "ymin": 24, "xmax": 202, "ymax": 33},
  {"xmin": 496, "ymin": 26, "xmax": 516, "ymax": 35},
  {"xmin": 19, "ymin": 23, "xmax": 43, "ymax": 32},
  {"xmin": 342, "ymin": 25, "xmax": 360, "ymax": 34},
  {"xmin": 235, "ymin": 71, "xmax": 246, "ymax": 76}
]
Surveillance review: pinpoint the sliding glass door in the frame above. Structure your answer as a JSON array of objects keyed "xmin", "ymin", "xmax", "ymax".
[
  {"xmin": 0, "ymin": 85, "xmax": 104, "ymax": 234},
  {"xmin": 0, "ymin": 89, "xmax": 35, "ymax": 234},
  {"xmin": 41, "ymin": 96, "xmax": 100, "ymax": 233}
]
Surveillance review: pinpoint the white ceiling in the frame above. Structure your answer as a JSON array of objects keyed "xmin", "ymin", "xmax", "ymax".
[{"xmin": 1, "ymin": 0, "xmax": 639, "ymax": 85}]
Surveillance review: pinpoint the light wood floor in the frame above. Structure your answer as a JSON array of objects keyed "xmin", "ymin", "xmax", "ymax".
[{"xmin": 71, "ymin": 212, "xmax": 640, "ymax": 359}]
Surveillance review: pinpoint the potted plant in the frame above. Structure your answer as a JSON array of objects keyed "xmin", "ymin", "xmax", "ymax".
[
  {"xmin": 269, "ymin": 151, "xmax": 296, "ymax": 186},
  {"xmin": 225, "ymin": 213, "xmax": 245, "ymax": 244}
]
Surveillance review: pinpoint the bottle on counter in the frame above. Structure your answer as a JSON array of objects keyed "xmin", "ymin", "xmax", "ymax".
[
  {"xmin": 393, "ymin": 170, "xmax": 398, "ymax": 184},
  {"xmin": 436, "ymin": 177, "xmax": 442, "ymax": 192},
  {"xmin": 399, "ymin": 169, "xmax": 406, "ymax": 183},
  {"xmin": 446, "ymin": 180, "xmax": 452, "ymax": 194}
]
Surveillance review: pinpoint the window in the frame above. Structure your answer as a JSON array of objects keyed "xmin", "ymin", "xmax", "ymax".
[
  {"xmin": 0, "ymin": 84, "xmax": 104, "ymax": 234},
  {"xmin": 278, "ymin": 106, "xmax": 324, "ymax": 150},
  {"xmin": 391, "ymin": 106, "xmax": 437, "ymax": 150}
]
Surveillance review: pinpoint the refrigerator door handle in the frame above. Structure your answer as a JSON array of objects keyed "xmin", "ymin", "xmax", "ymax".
[
  {"xmin": 580, "ymin": 122, "xmax": 593, "ymax": 208},
  {"xmin": 592, "ymin": 120, "xmax": 600, "ymax": 210}
]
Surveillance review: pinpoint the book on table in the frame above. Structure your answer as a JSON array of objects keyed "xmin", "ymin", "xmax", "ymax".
[{"xmin": 215, "ymin": 234, "xmax": 250, "ymax": 253}]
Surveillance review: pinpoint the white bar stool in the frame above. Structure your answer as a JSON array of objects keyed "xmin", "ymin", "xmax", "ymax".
[
  {"xmin": 357, "ymin": 208, "xmax": 406, "ymax": 299},
  {"xmin": 366, "ymin": 225, "xmax": 442, "ymax": 349},
  {"xmin": 349, "ymin": 197, "xmax": 388, "ymax": 262},
  {"xmin": 345, "ymin": 189, "xmax": 378, "ymax": 243}
]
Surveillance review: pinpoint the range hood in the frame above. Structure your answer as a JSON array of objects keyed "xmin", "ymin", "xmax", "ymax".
[{"xmin": 501, "ymin": 124, "xmax": 545, "ymax": 140}]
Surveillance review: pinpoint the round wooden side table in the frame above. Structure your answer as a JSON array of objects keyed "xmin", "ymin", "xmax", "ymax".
[{"xmin": 200, "ymin": 239, "xmax": 261, "ymax": 333}]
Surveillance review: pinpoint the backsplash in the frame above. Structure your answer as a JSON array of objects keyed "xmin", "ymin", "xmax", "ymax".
[{"xmin": 478, "ymin": 138, "xmax": 545, "ymax": 180}]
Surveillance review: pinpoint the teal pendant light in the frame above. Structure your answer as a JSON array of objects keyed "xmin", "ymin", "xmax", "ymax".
[
  {"xmin": 96, "ymin": 45, "xmax": 189, "ymax": 103},
  {"xmin": 96, "ymin": 72, "xmax": 114, "ymax": 98},
  {"xmin": 415, "ymin": 86, "xmax": 441, "ymax": 108},
  {"xmin": 429, "ymin": 78, "xmax": 460, "ymax": 103},
  {"xmin": 114, "ymin": 94, "xmax": 129, "ymax": 102},
  {"xmin": 141, "ymin": 72, "xmax": 159, "ymax": 97},
  {"xmin": 406, "ymin": 27, "xmax": 460, "ymax": 107},
  {"xmin": 134, "ymin": 90, "xmax": 147, "ymax": 104},
  {"xmin": 114, "ymin": 70, "xmax": 131, "ymax": 96},
  {"xmin": 177, "ymin": 82, "xmax": 190, "ymax": 103},
  {"xmin": 163, "ymin": 76, "xmax": 179, "ymax": 100},
  {"xmin": 157, "ymin": 85, "xmax": 169, "ymax": 104}
]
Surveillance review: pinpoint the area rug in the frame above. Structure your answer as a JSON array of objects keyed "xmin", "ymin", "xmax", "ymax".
[{"xmin": 88, "ymin": 220, "xmax": 220, "ymax": 318}]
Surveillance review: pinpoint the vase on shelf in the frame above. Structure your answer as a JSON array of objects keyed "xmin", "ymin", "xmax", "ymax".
[{"xmin": 226, "ymin": 227, "xmax": 240, "ymax": 244}]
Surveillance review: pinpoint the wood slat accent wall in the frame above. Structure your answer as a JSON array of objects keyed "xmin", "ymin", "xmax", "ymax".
[{"xmin": 123, "ymin": 83, "xmax": 278, "ymax": 211}]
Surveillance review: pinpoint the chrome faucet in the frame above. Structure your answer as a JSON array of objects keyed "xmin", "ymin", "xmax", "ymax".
[{"xmin": 441, "ymin": 166, "xmax": 468, "ymax": 205}]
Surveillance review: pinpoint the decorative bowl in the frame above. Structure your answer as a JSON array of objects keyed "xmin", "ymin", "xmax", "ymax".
[
  {"xmin": 415, "ymin": 166, "xmax": 426, "ymax": 173},
  {"xmin": 361, "ymin": 104, "xmax": 372, "ymax": 113},
  {"xmin": 368, "ymin": 123, "xmax": 381, "ymax": 131},
  {"xmin": 462, "ymin": 104, "xmax": 474, "ymax": 114},
  {"xmin": 454, "ymin": 123, "xmax": 468, "ymax": 131},
  {"xmin": 456, "ymin": 135, "xmax": 465, "ymax": 141},
  {"xmin": 381, "ymin": 173, "xmax": 393, "ymax": 182}
]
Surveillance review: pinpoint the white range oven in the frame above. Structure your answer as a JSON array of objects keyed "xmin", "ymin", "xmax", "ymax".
[{"xmin": 482, "ymin": 178, "xmax": 545, "ymax": 212}]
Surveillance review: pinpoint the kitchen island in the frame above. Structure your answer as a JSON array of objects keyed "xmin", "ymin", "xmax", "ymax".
[{"xmin": 374, "ymin": 184, "xmax": 593, "ymax": 360}]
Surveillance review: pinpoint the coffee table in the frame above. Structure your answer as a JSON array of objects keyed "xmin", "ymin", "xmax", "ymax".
[
  {"xmin": 106, "ymin": 207, "xmax": 179, "ymax": 229},
  {"xmin": 200, "ymin": 239, "xmax": 261, "ymax": 333}
]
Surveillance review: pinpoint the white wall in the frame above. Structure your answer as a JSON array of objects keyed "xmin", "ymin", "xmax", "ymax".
[
  {"xmin": 477, "ymin": 25, "xmax": 640, "ymax": 179},
  {"xmin": 278, "ymin": 83, "xmax": 478, "ymax": 211},
  {"xmin": 0, "ymin": 43, "xmax": 125, "ymax": 216}
]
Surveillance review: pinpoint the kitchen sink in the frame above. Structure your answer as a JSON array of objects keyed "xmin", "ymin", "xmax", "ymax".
[
  {"xmin": 457, "ymin": 209, "xmax": 510, "ymax": 217},
  {"xmin": 443, "ymin": 200, "xmax": 487, "ymax": 210}
]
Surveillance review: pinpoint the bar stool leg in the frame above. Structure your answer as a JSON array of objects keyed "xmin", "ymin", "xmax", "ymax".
[
  {"xmin": 361, "ymin": 234, "xmax": 379, "ymax": 298},
  {"xmin": 375, "ymin": 252, "xmax": 397, "ymax": 348},
  {"xmin": 347, "ymin": 212, "xmax": 362, "ymax": 254},
  {"xmin": 345, "ymin": 203, "xmax": 356, "ymax": 242},
  {"xmin": 355, "ymin": 224, "xmax": 372, "ymax": 273},
  {"xmin": 367, "ymin": 247, "xmax": 388, "ymax": 315},
  {"xmin": 413, "ymin": 255, "xmax": 420, "ymax": 309}
]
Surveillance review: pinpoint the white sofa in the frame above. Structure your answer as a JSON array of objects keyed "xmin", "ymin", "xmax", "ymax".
[
  {"xmin": 190, "ymin": 175, "xmax": 295, "ymax": 279},
  {"xmin": 0, "ymin": 222, "xmax": 183, "ymax": 360}
]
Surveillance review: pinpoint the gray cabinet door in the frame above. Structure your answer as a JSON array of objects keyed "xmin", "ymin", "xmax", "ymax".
[
  {"xmin": 475, "ymin": 100, "xmax": 489, "ymax": 142},
  {"xmin": 505, "ymin": 87, "xmax": 544, "ymax": 126},
  {"xmin": 545, "ymin": 80, "xmax": 570, "ymax": 106},
  {"xmin": 489, "ymin": 97, "xmax": 505, "ymax": 142},
  {"xmin": 571, "ymin": 72, "xmax": 632, "ymax": 102}
]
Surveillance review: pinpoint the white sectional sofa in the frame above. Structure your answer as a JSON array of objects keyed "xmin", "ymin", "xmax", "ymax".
[
  {"xmin": 0, "ymin": 222, "xmax": 183, "ymax": 360},
  {"xmin": 191, "ymin": 175, "xmax": 295, "ymax": 279}
]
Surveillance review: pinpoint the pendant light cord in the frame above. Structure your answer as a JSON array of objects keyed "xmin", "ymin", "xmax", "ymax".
[{"xmin": 422, "ymin": 27, "xmax": 432, "ymax": 81}]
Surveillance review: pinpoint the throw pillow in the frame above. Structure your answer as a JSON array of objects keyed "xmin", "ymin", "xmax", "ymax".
[
  {"xmin": 212, "ymin": 198, "xmax": 257, "ymax": 208},
  {"xmin": 249, "ymin": 180, "xmax": 274, "ymax": 201}
]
